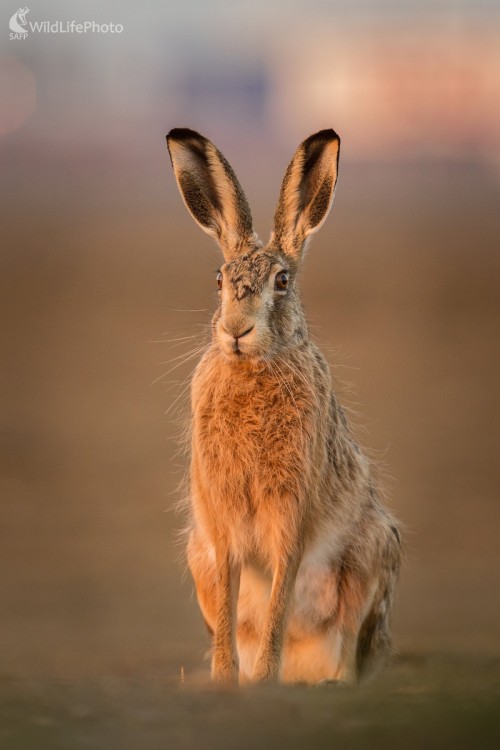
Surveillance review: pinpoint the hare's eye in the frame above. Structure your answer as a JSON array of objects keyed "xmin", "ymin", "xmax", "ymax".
[
  {"xmin": 216, "ymin": 272, "xmax": 223, "ymax": 290},
  {"xmin": 275, "ymin": 271, "xmax": 289, "ymax": 291}
]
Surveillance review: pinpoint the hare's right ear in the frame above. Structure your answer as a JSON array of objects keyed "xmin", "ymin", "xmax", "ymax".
[
  {"xmin": 274, "ymin": 129, "xmax": 340, "ymax": 262},
  {"xmin": 166, "ymin": 128, "xmax": 255, "ymax": 262}
]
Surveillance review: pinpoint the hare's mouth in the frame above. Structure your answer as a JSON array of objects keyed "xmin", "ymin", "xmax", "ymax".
[
  {"xmin": 221, "ymin": 344, "xmax": 262, "ymax": 364},
  {"xmin": 230, "ymin": 346, "xmax": 250, "ymax": 360},
  {"xmin": 226, "ymin": 339, "xmax": 244, "ymax": 357}
]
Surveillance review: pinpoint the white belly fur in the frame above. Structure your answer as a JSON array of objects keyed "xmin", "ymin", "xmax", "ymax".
[{"xmin": 236, "ymin": 520, "xmax": 347, "ymax": 682}]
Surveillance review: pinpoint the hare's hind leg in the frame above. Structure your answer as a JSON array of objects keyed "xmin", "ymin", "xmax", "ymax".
[
  {"xmin": 281, "ymin": 628, "xmax": 344, "ymax": 684},
  {"xmin": 336, "ymin": 525, "xmax": 401, "ymax": 682},
  {"xmin": 354, "ymin": 526, "xmax": 401, "ymax": 680}
]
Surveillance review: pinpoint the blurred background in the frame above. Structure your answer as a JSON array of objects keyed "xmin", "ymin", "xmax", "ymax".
[{"xmin": 1, "ymin": 0, "xmax": 499, "ymax": 681}]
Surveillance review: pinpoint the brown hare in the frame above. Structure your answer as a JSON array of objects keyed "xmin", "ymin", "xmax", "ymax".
[{"xmin": 166, "ymin": 128, "xmax": 401, "ymax": 685}]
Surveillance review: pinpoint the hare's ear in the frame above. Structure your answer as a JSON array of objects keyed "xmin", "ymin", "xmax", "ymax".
[
  {"xmin": 274, "ymin": 129, "xmax": 340, "ymax": 261},
  {"xmin": 166, "ymin": 128, "xmax": 255, "ymax": 261}
]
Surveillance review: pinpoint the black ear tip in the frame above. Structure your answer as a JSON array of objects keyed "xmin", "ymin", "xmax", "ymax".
[
  {"xmin": 306, "ymin": 129, "xmax": 341, "ymax": 146},
  {"xmin": 167, "ymin": 127, "xmax": 205, "ymax": 144}
]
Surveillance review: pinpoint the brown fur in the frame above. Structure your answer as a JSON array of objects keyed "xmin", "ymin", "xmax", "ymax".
[{"xmin": 166, "ymin": 128, "xmax": 401, "ymax": 684}]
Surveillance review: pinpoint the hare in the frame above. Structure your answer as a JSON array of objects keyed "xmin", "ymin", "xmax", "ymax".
[{"xmin": 166, "ymin": 128, "xmax": 401, "ymax": 685}]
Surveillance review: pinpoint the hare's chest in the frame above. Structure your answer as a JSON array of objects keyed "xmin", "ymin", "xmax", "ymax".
[
  {"xmin": 191, "ymin": 367, "xmax": 316, "ymax": 558},
  {"xmin": 193, "ymin": 376, "xmax": 308, "ymax": 486}
]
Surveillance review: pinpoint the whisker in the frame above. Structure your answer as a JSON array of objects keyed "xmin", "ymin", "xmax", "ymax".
[
  {"xmin": 276, "ymin": 355, "xmax": 321, "ymax": 413},
  {"xmin": 158, "ymin": 338, "xmax": 203, "ymax": 352},
  {"xmin": 152, "ymin": 345, "xmax": 208, "ymax": 386},
  {"xmin": 164, "ymin": 373, "xmax": 196, "ymax": 418},
  {"xmin": 157, "ymin": 343, "xmax": 209, "ymax": 366},
  {"xmin": 270, "ymin": 359, "xmax": 305, "ymax": 438},
  {"xmin": 167, "ymin": 308, "xmax": 208, "ymax": 313},
  {"xmin": 148, "ymin": 335, "xmax": 198, "ymax": 345}
]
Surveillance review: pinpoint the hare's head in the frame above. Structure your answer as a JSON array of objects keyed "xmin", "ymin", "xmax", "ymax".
[{"xmin": 166, "ymin": 128, "xmax": 340, "ymax": 362}]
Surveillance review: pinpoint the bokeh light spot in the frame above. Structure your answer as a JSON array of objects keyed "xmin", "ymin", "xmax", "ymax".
[{"xmin": 0, "ymin": 55, "xmax": 36, "ymax": 136}]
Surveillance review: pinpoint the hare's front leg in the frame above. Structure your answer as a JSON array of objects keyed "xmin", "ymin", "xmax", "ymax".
[
  {"xmin": 252, "ymin": 549, "xmax": 302, "ymax": 682},
  {"xmin": 212, "ymin": 548, "xmax": 241, "ymax": 684}
]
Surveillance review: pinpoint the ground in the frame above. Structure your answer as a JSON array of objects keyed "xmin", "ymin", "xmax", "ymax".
[{"xmin": 2, "ymin": 654, "xmax": 499, "ymax": 750}]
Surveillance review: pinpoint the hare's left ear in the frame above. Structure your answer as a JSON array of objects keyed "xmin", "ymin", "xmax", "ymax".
[
  {"xmin": 273, "ymin": 129, "xmax": 340, "ymax": 261},
  {"xmin": 166, "ymin": 128, "xmax": 255, "ymax": 262}
]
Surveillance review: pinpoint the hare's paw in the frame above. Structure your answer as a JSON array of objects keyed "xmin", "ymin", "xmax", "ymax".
[
  {"xmin": 252, "ymin": 654, "xmax": 280, "ymax": 684},
  {"xmin": 314, "ymin": 678, "xmax": 349, "ymax": 689},
  {"xmin": 211, "ymin": 654, "xmax": 239, "ymax": 685}
]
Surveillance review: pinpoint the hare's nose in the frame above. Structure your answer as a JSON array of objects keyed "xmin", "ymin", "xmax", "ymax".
[
  {"xmin": 221, "ymin": 322, "xmax": 254, "ymax": 340},
  {"xmin": 235, "ymin": 325, "xmax": 254, "ymax": 340}
]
